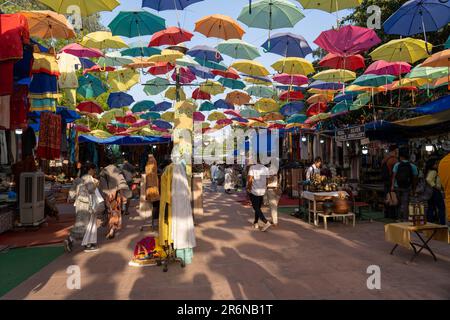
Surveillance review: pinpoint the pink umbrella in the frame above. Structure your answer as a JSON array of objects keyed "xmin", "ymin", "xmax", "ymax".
[
  {"xmin": 59, "ymin": 43, "xmax": 103, "ymax": 58},
  {"xmin": 83, "ymin": 65, "xmax": 115, "ymax": 74},
  {"xmin": 132, "ymin": 119, "xmax": 151, "ymax": 127},
  {"xmin": 364, "ymin": 61, "xmax": 411, "ymax": 76},
  {"xmin": 273, "ymin": 74, "xmax": 308, "ymax": 86},
  {"xmin": 192, "ymin": 88, "xmax": 211, "ymax": 100},
  {"xmin": 193, "ymin": 112, "xmax": 205, "ymax": 122},
  {"xmin": 314, "ymin": 25, "xmax": 381, "ymax": 56},
  {"xmin": 171, "ymin": 67, "xmax": 196, "ymax": 84}
]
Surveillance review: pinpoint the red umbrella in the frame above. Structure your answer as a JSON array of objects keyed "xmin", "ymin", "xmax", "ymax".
[
  {"xmin": 211, "ymin": 67, "xmax": 240, "ymax": 79},
  {"xmin": 76, "ymin": 101, "xmax": 103, "ymax": 114},
  {"xmin": 149, "ymin": 27, "xmax": 194, "ymax": 47},
  {"xmin": 273, "ymin": 73, "xmax": 308, "ymax": 86},
  {"xmin": 193, "ymin": 112, "xmax": 205, "ymax": 122},
  {"xmin": 83, "ymin": 65, "xmax": 115, "ymax": 74},
  {"xmin": 59, "ymin": 43, "xmax": 103, "ymax": 58},
  {"xmin": 224, "ymin": 110, "xmax": 241, "ymax": 117},
  {"xmin": 148, "ymin": 62, "xmax": 175, "ymax": 75},
  {"xmin": 171, "ymin": 67, "xmax": 196, "ymax": 84},
  {"xmin": 216, "ymin": 119, "xmax": 232, "ymax": 126},
  {"xmin": 279, "ymin": 90, "xmax": 304, "ymax": 101},
  {"xmin": 74, "ymin": 124, "xmax": 91, "ymax": 133},
  {"xmin": 314, "ymin": 25, "xmax": 381, "ymax": 56},
  {"xmin": 306, "ymin": 102, "xmax": 327, "ymax": 116},
  {"xmin": 364, "ymin": 61, "xmax": 411, "ymax": 76},
  {"xmin": 116, "ymin": 115, "xmax": 137, "ymax": 124},
  {"xmin": 132, "ymin": 119, "xmax": 151, "ymax": 127},
  {"xmin": 107, "ymin": 125, "xmax": 127, "ymax": 134},
  {"xmin": 319, "ymin": 53, "xmax": 365, "ymax": 71},
  {"xmin": 192, "ymin": 88, "xmax": 211, "ymax": 100},
  {"xmin": 268, "ymin": 123, "xmax": 286, "ymax": 129}
]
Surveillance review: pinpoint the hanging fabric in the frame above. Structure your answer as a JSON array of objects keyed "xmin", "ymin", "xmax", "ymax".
[
  {"xmin": 0, "ymin": 130, "xmax": 8, "ymax": 164},
  {"xmin": 36, "ymin": 112, "xmax": 62, "ymax": 160},
  {"xmin": 159, "ymin": 163, "xmax": 174, "ymax": 247}
]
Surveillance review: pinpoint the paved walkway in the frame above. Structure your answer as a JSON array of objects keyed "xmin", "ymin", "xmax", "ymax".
[{"xmin": 3, "ymin": 186, "xmax": 450, "ymax": 299}]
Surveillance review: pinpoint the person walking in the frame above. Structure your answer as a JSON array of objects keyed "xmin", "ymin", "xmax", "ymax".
[
  {"xmin": 266, "ymin": 165, "xmax": 282, "ymax": 226},
  {"xmin": 438, "ymin": 150, "xmax": 450, "ymax": 225},
  {"xmin": 224, "ymin": 166, "xmax": 234, "ymax": 194},
  {"xmin": 381, "ymin": 145, "xmax": 399, "ymax": 219},
  {"xmin": 425, "ymin": 159, "xmax": 446, "ymax": 225},
  {"xmin": 210, "ymin": 162, "xmax": 218, "ymax": 192},
  {"xmin": 391, "ymin": 148, "xmax": 418, "ymax": 222},
  {"xmin": 247, "ymin": 160, "xmax": 271, "ymax": 232}
]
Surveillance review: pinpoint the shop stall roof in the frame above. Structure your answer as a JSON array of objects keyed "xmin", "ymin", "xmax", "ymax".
[
  {"xmin": 411, "ymin": 95, "xmax": 450, "ymax": 115},
  {"xmin": 78, "ymin": 135, "xmax": 171, "ymax": 145}
]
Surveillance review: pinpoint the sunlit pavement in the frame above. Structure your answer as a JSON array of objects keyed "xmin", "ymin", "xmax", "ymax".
[{"xmin": 3, "ymin": 184, "xmax": 450, "ymax": 300}]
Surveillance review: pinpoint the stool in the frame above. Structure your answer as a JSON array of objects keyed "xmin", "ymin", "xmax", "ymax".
[{"xmin": 317, "ymin": 212, "xmax": 356, "ymax": 230}]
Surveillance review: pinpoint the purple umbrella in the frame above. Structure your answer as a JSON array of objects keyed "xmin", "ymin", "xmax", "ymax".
[
  {"xmin": 152, "ymin": 120, "xmax": 172, "ymax": 130},
  {"xmin": 187, "ymin": 45, "xmax": 223, "ymax": 62},
  {"xmin": 308, "ymin": 80, "xmax": 345, "ymax": 91},
  {"xmin": 261, "ymin": 32, "xmax": 312, "ymax": 58},
  {"xmin": 151, "ymin": 101, "xmax": 172, "ymax": 112},
  {"xmin": 280, "ymin": 102, "xmax": 305, "ymax": 117},
  {"xmin": 314, "ymin": 25, "xmax": 381, "ymax": 56},
  {"xmin": 214, "ymin": 99, "xmax": 235, "ymax": 110},
  {"xmin": 193, "ymin": 111, "xmax": 205, "ymax": 122},
  {"xmin": 142, "ymin": 0, "xmax": 205, "ymax": 11},
  {"xmin": 189, "ymin": 66, "xmax": 216, "ymax": 79}
]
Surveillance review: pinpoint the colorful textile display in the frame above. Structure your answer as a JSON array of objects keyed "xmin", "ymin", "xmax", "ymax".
[
  {"xmin": 10, "ymin": 85, "xmax": 29, "ymax": 129},
  {"xmin": 0, "ymin": 61, "xmax": 15, "ymax": 96},
  {"xmin": 0, "ymin": 96, "xmax": 11, "ymax": 129},
  {"xmin": 30, "ymin": 98, "xmax": 57, "ymax": 112},
  {"xmin": 0, "ymin": 13, "xmax": 30, "ymax": 61},
  {"xmin": 36, "ymin": 112, "xmax": 62, "ymax": 160},
  {"xmin": 57, "ymin": 52, "xmax": 80, "ymax": 89},
  {"xmin": 159, "ymin": 163, "xmax": 174, "ymax": 247},
  {"xmin": 145, "ymin": 155, "xmax": 160, "ymax": 202},
  {"xmin": 32, "ymin": 51, "xmax": 60, "ymax": 76},
  {"xmin": 29, "ymin": 73, "xmax": 59, "ymax": 99}
]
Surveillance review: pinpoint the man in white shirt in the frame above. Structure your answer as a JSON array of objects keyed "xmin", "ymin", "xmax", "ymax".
[
  {"xmin": 210, "ymin": 163, "xmax": 218, "ymax": 192},
  {"xmin": 306, "ymin": 157, "xmax": 322, "ymax": 181},
  {"xmin": 247, "ymin": 161, "xmax": 271, "ymax": 232}
]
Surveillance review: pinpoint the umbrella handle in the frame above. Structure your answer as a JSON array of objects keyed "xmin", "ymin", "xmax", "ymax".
[{"xmin": 249, "ymin": 0, "xmax": 252, "ymax": 14}]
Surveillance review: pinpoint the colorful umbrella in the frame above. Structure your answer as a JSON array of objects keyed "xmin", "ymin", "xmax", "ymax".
[
  {"xmin": 331, "ymin": 100, "xmax": 351, "ymax": 115},
  {"xmin": 406, "ymin": 66, "xmax": 448, "ymax": 79},
  {"xmin": 421, "ymin": 49, "xmax": 450, "ymax": 67},
  {"xmin": 306, "ymin": 112, "xmax": 332, "ymax": 124},
  {"xmin": 189, "ymin": 66, "xmax": 216, "ymax": 79},
  {"xmin": 245, "ymin": 85, "xmax": 276, "ymax": 98},
  {"xmin": 121, "ymin": 41, "xmax": 161, "ymax": 57},
  {"xmin": 193, "ymin": 112, "xmax": 205, "ymax": 122},
  {"xmin": 364, "ymin": 60, "xmax": 411, "ymax": 76},
  {"xmin": 240, "ymin": 108, "xmax": 261, "ymax": 118},
  {"xmin": 142, "ymin": 0, "xmax": 205, "ymax": 10},
  {"xmin": 280, "ymin": 102, "xmax": 305, "ymax": 116},
  {"xmin": 161, "ymin": 111, "xmax": 175, "ymax": 122},
  {"xmin": 313, "ymin": 69, "xmax": 356, "ymax": 82},
  {"xmin": 261, "ymin": 32, "xmax": 312, "ymax": 58},
  {"xmin": 37, "ymin": 0, "xmax": 119, "ymax": 16},
  {"xmin": 238, "ymin": 0, "xmax": 305, "ymax": 30},
  {"xmin": 353, "ymin": 74, "xmax": 396, "ymax": 87},
  {"xmin": 319, "ymin": 53, "xmax": 365, "ymax": 71},
  {"xmin": 218, "ymin": 78, "xmax": 246, "ymax": 90},
  {"xmin": 60, "ymin": 43, "xmax": 103, "ymax": 58},
  {"xmin": 192, "ymin": 88, "xmax": 211, "ymax": 100},
  {"xmin": 148, "ymin": 62, "xmax": 175, "ymax": 75},
  {"xmin": 175, "ymin": 55, "xmax": 200, "ymax": 68},
  {"xmin": 98, "ymin": 52, "xmax": 134, "ymax": 67},
  {"xmin": 217, "ymin": 39, "xmax": 260, "ymax": 60},
  {"xmin": 165, "ymin": 87, "xmax": 186, "ymax": 101},
  {"xmin": 226, "ymin": 91, "xmax": 251, "ymax": 105},
  {"xmin": 77, "ymin": 74, "xmax": 107, "ymax": 98},
  {"xmin": 279, "ymin": 90, "xmax": 304, "ymax": 101},
  {"xmin": 152, "ymin": 120, "xmax": 172, "ymax": 130},
  {"xmin": 350, "ymin": 93, "xmax": 371, "ymax": 111},
  {"xmin": 131, "ymin": 101, "xmax": 155, "ymax": 113},
  {"xmin": 286, "ymin": 114, "xmax": 307, "ymax": 124},
  {"xmin": 151, "ymin": 101, "xmax": 172, "ymax": 112},
  {"xmin": 307, "ymin": 94, "xmax": 334, "ymax": 104},
  {"xmin": 199, "ymin": 81, "xmax": 225, "ymax": 95},
  {"xmin": 298, "ymin": 0, "xmax": 361, "ymax": 13},
  {"xmin": 212, "ymin": 67, "xmax": 240, "ymax": 79},
  {"xmin": 231, "ymin": 60, "xmax": 270, "ymax": 76},
  {"xmin": 149, "ymin": 26, "xmax": 193, "ymax": 46},
  {"xmin": 194, "ymin": 58, "xmax": 227, "ymax": 71},
  {"xmin": 370, "ymin": 38, "xmax": 432, "ymax": 63},
  {"xmin": 81, "ymin": 31, "xmax": 128, "ymax": 50},
  {"xmin": 76, "ymin": 101, "xmax": 103, "ymax": 114},
  {"xmin": 148, "ymin": 49, "xmax": 184, "ymax": 64},
  {"xmin": 308, "ymin": 80, "xmax": 344, "ymax": 91},
  {"xmin": 306, "ymin": 102, "xmax": 328, "ymax": 116},
  {"xmin": 187, "ymin": 45, "xmax": 223, "ymax": 62},
  {"xmin": 108, "ymin": 10, "xmax": 166, "ymax": 38},
  {"xmin": 214, "ymin": 99, "xmax": 234, "ymax": 110},
  {"xmin": 314, "ymin": 25, "xmax": 381, "ymax": 56},
  {"xmin": 273, "ymin": 73, "xmax": 308, "ymax": 86},
  {"xmin": 263, "ymin": 112, "xmax": 284, "ymax": 121},
  {"xmin": 125, "ymin": 57, "xmax": 155, "ymax": 69},
  {"xmin": 334, "ymin": 91, "xmax": 359, "ymax": 102},
  {"xmin": 272, "ymin": 57, "xmax": 314, "ymax": 75},
  {"xmin": 108, "ymin": 92, "xmax": 135, "ymax": 108},
  {"xmin": 254, "ymin": 98, "xmax": 279, "ymax": 113},
  {"xmin": 391, "ymin": 78, "xmax": 430, "ymax": 89},
  {"xmin": 199, "ymin": 101, "xmax": 216, "ymax": 111},
  {"xmin": 171, "ymin": 67, "xmax": 196, "ymax": 84},
  {"xmin": 208, "ymin": 111, "xmax": 227, "ymax": 121},
  {"xmin": 140, "ymin": 112, "xmax": 161, "ymax": 120},
  {"xmin": 21, "ymin": 10, "xmax": 76, "ymax": 39},
  {"xmin": 195, "ymin": 15, "xmax": 245, "ymax": 40},
  {"xmin": 108, "ymin": 68, "xmax": 140, "ymax": 91}
]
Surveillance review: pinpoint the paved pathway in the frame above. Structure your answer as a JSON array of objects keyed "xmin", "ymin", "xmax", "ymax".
[{"xmin": 3, "ymin": 186, "xmax": 450, "ymax": 299}]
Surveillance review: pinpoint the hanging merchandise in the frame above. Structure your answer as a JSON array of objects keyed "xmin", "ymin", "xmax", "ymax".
[
  {"xmin": 10, "ymin": 85, "xmax": 30, "ymax": 130},
  {"xmin": 0, "ymin": 130, "xmax": 8, "ymax": 165},
  {"xmin": 30, "ymin": 98, "xmax": 57, "ymax": 112},
  {"xmin": 36, "ymin": 112, "xmax": 62, "ymax": 160}
]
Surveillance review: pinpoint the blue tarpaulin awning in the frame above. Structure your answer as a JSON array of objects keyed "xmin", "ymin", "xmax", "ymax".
[
  {"xmin": 411, "ymin": 95, "xmax": 450, "ymax": 115},
  {"xmin": 78, "ymin": 135, "xmax": 171, "ymax": 145}
]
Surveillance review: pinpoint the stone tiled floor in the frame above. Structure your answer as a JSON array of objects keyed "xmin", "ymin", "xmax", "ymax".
[{"xmin": 3, "ymin": 186, "xmax": 450, "ymax": 299}]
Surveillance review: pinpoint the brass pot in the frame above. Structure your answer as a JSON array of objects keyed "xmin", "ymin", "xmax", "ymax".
[{"xmin": 333, "ymin": 198, "xmax": 350, "ymax": 214}]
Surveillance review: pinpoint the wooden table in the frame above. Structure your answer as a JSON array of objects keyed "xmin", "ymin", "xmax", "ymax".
[
  {"xmin": 385, "ymin": 223, "xmax": 449, "ymax": 262},
  {"xmin": 301, "ymin": 191, "xmax": 349, "ymax": 226}
]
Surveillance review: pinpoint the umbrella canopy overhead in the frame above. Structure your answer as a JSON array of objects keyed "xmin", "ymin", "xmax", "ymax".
[
  {"xmin": 131, "ymin": 101, "xmax": 155, "ymax": 113},
  {"xmin": 60, "ymin": 43, "xmax": 103, "ymax": 58},
  {"xmin": 319, "ymin": 53, "xmax": 365, "ymax": 71},
  {"xmin": 254, "ymin": 98, "xmax": 279, "ymax": 113},
  {"xmin": 280, "ymin": 101, "xmax": 305, "ymax": 116},
  {"xmin": 108, "ymin": 68, "xmax": 140, "ymax": 91},
  {"xmin": 406, "ymin": 66, "xmax": 448, "ymax": 79},
  {"xmin": 77, "ymin": 74, "xmax": 107, "ymax": 98},
  {"xmin": 187, "ymin": 45, "xmax": 223, "ymax": 62},
  {"xmin": 261, "ymin": 32, "xmax": 312, "ymax": 58},
  {"xmin": 245, "ymin": 85, "xmax": 276, "ymax": 98},
  {"xmin": 98, "ymin": 52, "xmax": 133, "ymax": 67},
  {"xmin": 189, "ymin": 66, "xmax": 216, "ymax": 79},
  {"xmin": 121, "ymin": 42, "xmax": 161, "ymax": 57},
  {"xmin": 272, "ymin": 57, "xmax": 314, "ymax": 75},
  {"xmin": 37, "ymin": 0, "xmax": 119, "ymax": 16},
  {"xmin": 214, "ymin": 99, "xmax": 234, "ymax": 110},
  {"xmin": 171, "ymin": 67, "xmax": 196, "ymax": 84},
  {"xmin": 226, "ymin": 91, "xmax": 251, "ymax": 105},
  {"xmin": 238, "ymin": 0, "xmax": 305, "ymax": 30},
  {"xmin": 108, "ymin": 10, "xmax": 166, "ymax": 38},
  {"xmin": 200, "ymin": 81, "xmax": 225, "ymax": 95},
  {"xmin": 273, "ymin": 73, "xmax": 308, "ymax": 86},
  {"xmin": 192, "ymin": 88, "xmax": 211, "ymax": 100},
  {"xmin": 144, "ymin": 77, "xmax": 170, "ymax": 96},
  {"xmin": 81, "ymin": 31, "xmax": 128, "ymax": 50},
  {"xmin": 286, "ymin": 114, "xmax": 307, "ymax": 124},
  {"xmin": 421, "ymin": 49, "xmax": 450, "ymax": 67},
  {"xmin": 151, "ymin": 101, "xmax": 172, "ymax": 112},
  {"xmin": 199, "ymin": 101, "xmax": 216, "ymax": 111},
  {"xmin": 370, "ymin": 38, "xmax": 432, "ymax": 63},
  {"xmin": 195, "ymin": 15, "xmax": 245, "ymax": 40},
  {"xmin": 353, "ymin": 74, "xmax": 396, "ymax": 87},
  {"xmin": 77, "ymin": 101, "xmax": 103, "ymax": 114},
  {"xmin": 314, "ymin": 25, "xmax": 381, "ymax": 56},
  {"xmin": 231, "ymin": 60, "xmax": 270, "ymax": 76},
  {"xmin": 142, "ymin": 0, "xmax": 205, "ymax": 11},
  {"xmin": 108, "ymin": 92, "xmax": 135, "ymax": 108},
  {"xmin": 148, "ymin": 62, "xmax": 175, "ymax": 75},
  {"xmin": 298, "ymin": 0, "xmax": 362, "ymax": 13},
  {"xmin": 149, "ymin": 27, "xmax": 193, "ymax": 46},
  {"xmin": 148, "ymin": 49, "xmax": 184, "ymax": 63},
  {"xmin": 306, "ymin": 102, "xmax": 328, "ymax": 116},
  {"xmin": 218, "ymin": 77, "xmax": 246, "ymax": 90},
  {"xmin": 364, "ymin": 60, "xmax": 412, "ymax": 76},
  {"xmin": 313, "ymin": 69, "xmax": 356, "ymax": 82},
  {"xmin": 279, "ymin": 90, "xmax": 304, "ymax": 101},
  {"xmin": 217, "ymin": 39, "xmax": 261, "ymax": 60},
  {"xmin": 308, "ymin": 80, "xmax": 345, "ymax": 91},
  {"xmin": 383, "ymin": 0, "xmax": 450, "ymax": 36},
  {"xmin": 21, "ymin": 10, "xmax": 76, "ymax": 39}
]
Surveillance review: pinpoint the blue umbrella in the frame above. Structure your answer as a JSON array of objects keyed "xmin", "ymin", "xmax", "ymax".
[
  {"xmin": 232, "ymin": 117, "xmax": 249, "ymax": 123},
  {"xmin": 275, "ymin": 85, "xmax": 305, "ymax": 92},
  {"xmin": 214, "ymin": 99, "xmax": 235, "ymax": 110},
  {"xmin": 189, "ymin": 66, "xmax": 216, "ymax": 79},
  {"xmin": 108, "ymin": 10, "xmax": 166, "ymax": 38},
  {"xmin": 151, "ymin": 101, "xmax": 172, "ymax": 112},
  {"xmin": 384, "ymin": 1, "xmax": 450, "ymax": 38},
  {"xmin": 308, "ymin": 80, "xmax": 344, "ymax": 91},
  {"xmin": 280, "ymin": 102, "xmax": 305, "ymax": 116},
  {"xmin": 142, "ymin": 0, "xmax": 205, "ymax": 10},
  {"xmin": 152, "ymin": 119, "xmax": 173, "ymax": 129},
  {"xmin": 131, "ymin": 100, "xmax": 155, "ymax": 113},
  {"xmin": 334, "ymin": 92, "xmax": 359, "ymax": 103},
  {"xmin": 107, "ymin": 92, "xmax": 135, "ymax": 109},
  {"xmin": 79, "ymin": 58, "xmax": 96, "ymax": 69},
  {"xmin": 261, "ymin": 32, "xmax": 312, "ymax": 58},
  {"xmin": 218, "ymin": 77, "xmax": 246, "ymax": 90},
  {"xmin": 244, "ymin": 74, "xmax": 272, "ymax": 84},
  {"xmin": 187, "ymin": 45, "xmax": 223, "ymax": 62}
]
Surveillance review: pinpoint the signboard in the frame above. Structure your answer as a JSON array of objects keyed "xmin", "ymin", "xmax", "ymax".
[
  {"xmin": 336, "ymin": 125, "xmax": 366, "ymax": 142},
  {"xmin": 361, "ymin": 138, "xmax": 370, "ymax": 145}
]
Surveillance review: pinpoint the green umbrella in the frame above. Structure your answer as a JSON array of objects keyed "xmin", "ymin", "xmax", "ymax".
[
  {"xmin": 350, "ymin": 93, "xmax": 371, "ymax": 111},
  {"xmin": 240, "ymin": 108, "xmax": 261, "ymax": 118},
  {"xmin": 144, "ymin": 77, "xmax": 171, "ymax": 96},
  {"xmin": 100, "ymin": 108, "xmax": 126, "ymax": 123},
  {"xmin": 108, "ymin": 10, "xmax": 166, "ymax": 38},
  {"xmin": 216, "ymin": 39, "xmax": 261, "ymax": 60},
  {"xmin": 131, "ymin": 100, "xmax": 156, "ymax": 113},
  {"xmin": 286, "ymin": 114, "xmax": 307, "ymax": 124},
  {"xmin": 238, "ymin": 0, "xmax": 305, "ymax": 30},
  {"xmin": 199, "ymin": 101, "xmax": 216, "ymax": 111},
  {"xmin": 121, "ymin": 41, "xmax": 161, "ymax": 57},
  {"xmin": 331, "ymin": 100, "xmax": 351, "ymax": 114},
  {"xmin": 98, "ymin": 52, "xmax": 134, "ymax": 67},
  {"xmin": 77, "ymin": 74, "xmax": 107, "ymax": 98},
  {"xmin": 176, "ymin": 55, "xmax": 201, "ymax": 67},
  {"xmin": 406, "ymin": 66, "xmax": 448, "ymax": 79},
  {"xmin": 194, "ymin": 57, "xmax": 228, "ymax": 71},
  {"xmin": 245, "ymin": 85, "xmax": 275, "ymax": 98},
  {"xmin": 219, "ymin": 77, "xmax": 246, "ymax": 90},
  {"xmin": 353, "ymin": 74, "xmax": 396, "ymax": 87},
  {"xmin": 140, "ymin": 112, "xmax": 161, "ymax": 120}
]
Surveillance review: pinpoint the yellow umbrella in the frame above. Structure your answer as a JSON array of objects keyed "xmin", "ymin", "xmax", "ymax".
[
  {"xmin": 201, "ymin": 122, "xmax": 210, "ymax": 129},
  {"xmin": 199, "ymin": 81, "xmax": 225, "ymax": 95},
  {"xmin": 391, "ymin": 78, "xmax": 430, "ymax": 89},
  {"xmin": 177, "ymin": 101, "xmax": 197, "ymax": 113},
  {"xmin": 248, "ymin": 119, "xmax": 268, "ymax": 128},
  {"xmin": 20, "ymin": 10, "xmax": 76, "ymax": 39},
  {"xmin": 307, "ymin": 93, "xmax": 334, "ymax": 104},
  {"xmin": 165, "ymin": 87, "xmax": 186, "ymax": 101},
  {"xmin": 37, "ymin": 0, "xmax": 120, "ymax": 17},
  {"xmin": 345, "ymin": 84, "xmax": 371, "ymax": 92},
  {"xmin": 148, "ymin": 49, "xmax": 184, "ymax": 64},
  {"xmin": 313, "ymin": 69, "xmax": 356, "ymax": 82},
  {"xmin": 244, "ymin": 77, "xmax": 272, "ymax": 86},
  {"xmin": 208, "ymin": 112, "xmax": 227, "ymax": 121},
  {"xmin": 231, "ymin": 60, "xmax": 270, "ymax": 77},
  {"xmin": 421, "ymin": 49, "xmax": 450, "ymax": 68},
  {"xmin": 125, "ymin": 57, "xmax": 155, "ymax": 69},
  {"xmin": 254, "ymin": 98, "xmax": 279, "ymax": 113},
  {"xmin": 286, "ymin": 123, "xmax": 307, "ymax": 129},
  {"xmin": 307, "ymin": 113, "xmax": 332, "ymax": 123},
  {"xmin": 89, "ymin": 130, "xmax": 113, "ymax": 139},
  {"xmin": 298, "ymin": 0, "xmax": 362, "ymax": 13},
  {"xmin": 370, "ymin": 38, "xmax": 432, "ymax": 64},
  {"xmin": 263, "ymin": 112, "xmax": 284, "ymax": 121},
  {"xmin": 81, "ymin": 31, "xmax": 128, "ymax": 50},
  {"xmin": 161, "ymin": 111, "xmax": 175, "ymax": 122},
  {"xmin": 308, "ymin": 88, "xmax": 339, "ymax": 95},
  {"xmin": 139, "ymin": 127, "xmax": 162, "ymax": 136},
  {"xmin": 226, "ymin": 91, "xmax": 251, "ymax": 105},
  {"xmin": 107, "ymin": 68, "xmax": 140, "ymax": 92},
  {"xmin": 272, "ymin": 57, "xmax": 315, "ymax": 75},
  {"xmin": 195, "ymin": 14, "xmax": 245, "ymax": 40}
]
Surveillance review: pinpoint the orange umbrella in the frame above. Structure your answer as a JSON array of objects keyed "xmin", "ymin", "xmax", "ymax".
[
  {"xmin": 195, "ymin": 14, "xmax": 245, "ymax": 40},
  {"xmin": 20, "ymin": 10, "xmax": 76, "ymax": 39},
  {"xmin": 421, "ymin": 49, "xmax": 450, "ymax": 68},
  {"xmin": 125, "ymin": 57, "xmax": 154, "ymax": 69},
  {"xmin": 263, "ymin": 112, "xmax": 284, "ymax": 121},
  {"xmin": 307, "ymin": 93, "xmax": 334, "ymax": 104},
  {"xmin": 226, "ymin": 91, "xmax": 251, "ymax": 105}
]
